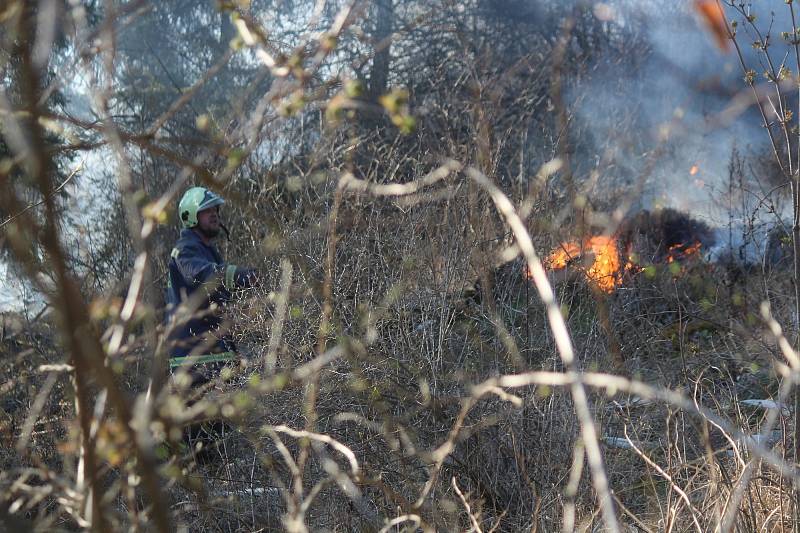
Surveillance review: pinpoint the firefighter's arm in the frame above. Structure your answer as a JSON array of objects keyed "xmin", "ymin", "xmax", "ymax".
[
  {"xmin": 174, "ymin": 245, "xmax": 258, "ymax": 291},
  {"xmin": 174, "ymin": 244, "xmax": 225, "ymax": 287}
]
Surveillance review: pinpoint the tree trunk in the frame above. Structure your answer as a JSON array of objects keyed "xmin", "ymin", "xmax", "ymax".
[{"xmin": 368, "ymin": 0, "xmax": 393, "ymax": 99}]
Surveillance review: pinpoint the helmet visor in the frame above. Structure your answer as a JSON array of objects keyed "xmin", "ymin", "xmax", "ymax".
[{"xmin": 198, "ymin": 190, "xmax": 225, "ymax": 211}]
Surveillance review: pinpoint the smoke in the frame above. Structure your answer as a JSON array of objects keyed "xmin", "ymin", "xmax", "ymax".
[{"xmin": 567, "ymin": 0, "xmax": 795, "ymax": 244}]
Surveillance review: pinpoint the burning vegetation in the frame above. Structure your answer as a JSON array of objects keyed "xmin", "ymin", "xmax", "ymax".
[
  {"xmin": 546, "ymin": 236, "xmax": 633, "ymax": 293},
  {"xmin": 544, "ymin": 209, "xmax": 714, "ymax": 292}
]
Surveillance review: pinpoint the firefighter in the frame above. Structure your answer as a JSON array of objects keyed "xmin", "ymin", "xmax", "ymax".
[
  {"xmin": 164, "ymin": 186, "xmax": 259, "ymax": 458},
  {"xmin": 165, "ymin": 186, "xmax": 258, "ymax": 387}
]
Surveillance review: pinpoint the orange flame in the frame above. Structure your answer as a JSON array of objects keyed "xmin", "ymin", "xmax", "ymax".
[
  {"xmin": 546, "ymin": 236, "xmax": 627, "ymax": 293},
  {"xmin": 543, "ymin": 237, "xmax": 703, "ymax": 292},
  {"xmin": 548, "ymin": 242, "xmax": 582, "ymax": 269},
  {"xmin": 690, "ymin": 165, "xmax": 699, "ymax": 175},
  {"xmin": 666, "ymin": 241, "xmax": 702, "ymax": 263},
  {"xmin": 694, "ymin": 0, "xmax": 730, "ymax": 52}
]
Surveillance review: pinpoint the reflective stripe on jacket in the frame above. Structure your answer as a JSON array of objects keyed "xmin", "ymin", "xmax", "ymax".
[{"xmin": 165, "ymin": 228, "xmax": 256, "ymax": 361}]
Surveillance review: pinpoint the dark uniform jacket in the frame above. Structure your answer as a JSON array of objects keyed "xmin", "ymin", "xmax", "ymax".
[{"xmin": 165, "ymin": 228, "xmax": 256, "ymax": 365}]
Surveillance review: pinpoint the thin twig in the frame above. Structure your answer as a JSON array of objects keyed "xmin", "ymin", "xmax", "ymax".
[
  {"xmin": 0, "ymin": 160, "xmax": 84, "ymax": 230},
  {"xmin": 452, "ymin": 477, "xmax": 483, "ymax": 533},
  {"xmin": 265, "ymin": 258, "xmax": 293, "ymax": 373}
]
